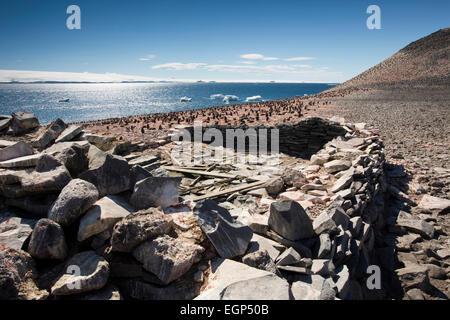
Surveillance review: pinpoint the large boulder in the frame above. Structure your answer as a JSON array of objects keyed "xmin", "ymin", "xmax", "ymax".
[
  {"xmin": 268, "ymin": 200, "xmax": 314, "ymax": 241},
  {"xmin": 78, "ymin": 146, "xmax": 130, "ymax": 197},
  {"xmin": 44, "ymin": 142, "xmax": 90, "ymax": 177},
  {"xmin": 27, "ymin": 219, "xmax": 68, "ymax": 260},
  {"xmin": 55, "ymin": 125, "xmax": 83, "ymax": 143},
  {"xmin": 195, "ymin": 259, "xmax": 274, "ymax": 300},
  {"xmin": 0, "ymin": 141, "xmax": 34, "ymax": 162},
  {"xmin": 0, "ymin": 211, "xmax": 37, "ymax": 250},
  {"xmin": 0, "ymin": 115, "xmax": 12, "ymax": 131},
  {"xmin": 10, "ymin": 112, "xmax": 40, "ymax": 134},
  {"xmin": 0, "ymin": 247, "xmax": 48, "ymax": 300},
  {"xmin": 133, "ymin": 235, "xmax": 204, "ymax": 284},
  {"xmin": 220, "ymin": 274, "xmax": 290, "ymax": 300},
  {"xmin": 110, "ymin": 207, "xmax": 173, "ymax": 252},
  {"xmin": 130, "ymin": 176, "xmax": 181, "ymax": 210},
  {"xmin": 14, "ymin": 155, "xmax": 72, "ymax": 197},
  {"xmin": 291, "ymin": 275, "xmax": 336, "ymax": 300},
  {"xmin": 418, "ymin": 194, "xmax": 450, "ymax": 213},
  {"xmin": 78, "ymin": 195, "xmax": 133, "ymax": 242},
  {"xmin": 48, "ymin": 179, "xmax": 99, "ymax": 226},
  {"xmin": 51, "ymin": 251, "xmax": 109, "ymax": 296},
  {"xmin": 32, "ymin": 118, "xmax": 67, "ymax": 149},
  {"xmin": 193, "ymin": 199, "xmax": 253, "ymax": 259}
]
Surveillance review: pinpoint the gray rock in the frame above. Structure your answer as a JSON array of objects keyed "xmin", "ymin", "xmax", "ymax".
[
  {"xmin": 0, "ymin": 154, "xmax": 40, "ymax": 168},
  {"xmin": 133, "ymin": 235, "xmax": 204, "ymax": 284},
  {"xmin": 83, "ymin": 134, "xmax": 116, "ymax": 151},
  {"xmin": 324, "ymin": 160, "xmax": 351, "ymax": 173},
  {"xmin": 396, "ymin": 265, "xmax": 430, "ymax": 292},
  {"xmin": 247, "ymin": 233, "xmax": 284, "ymax": 261},
  {"xmin": 312, "ymin": 211, "xmax": 339, "ymax": 235},
  {"xmin": 130, "ymin": 176, "xmax": 181, "ymax": 210},
  {"xmin": 264, "ymin": 177, "xmax": 284, "ymax": 195},
  {"xmin": 220, "ymin": 274, "xmax": 291, "ymax": 300},
  {"xmin": 327, "ymin": 206, "xmax": 350, "ymax": 230},
  {"xmin": 419, "ymin": 194, "xmax": 450, "ymax": 213},
  {"xmin": 268, "ymin": 200, "xmax": 314, "ymax": 241},
  {"xmin": 333, "ymin": 265, "xmax": 351, "ymax": 299},
  {"xmin": 51, "ymin": 251, "xmax": 110, "ymax": 295},
  {"xmin": 193, "ymin": 199, "xmax": 253, "ymax": 259},
  {"xmin": 79, "ymin": 148, "xmax": 131, "ymax": 197},
  {"xmin": 48, "ymin": 179, "xmax": 99, "ymax": 226},
  {"xmin": 330, "ymin": 168, "xmax": 354, "ymax": 193},
  {"xmin": 77, "ymin": 195, "xmax": 133, "ymax": 242},
  {"xmin": 0, "ymin": 167, "xmax": 72, "ymax": 198},
  {"xmin": 0, "ymin": 247, "xmax": 48, "ymax": 300},
  {"xmin": 242, "ymin": 249, "xmax": 279, "ymax": 274},
  {"xmin": 406, "ymin": 288, "xmax": 425, "ymax": 300},
  {"xmin": 111, "ymin": 207, "xmax": 173, "ymax": 252},
  {"xmin": 311, "ymin": 259, "xmax": 335, "ymax": 277},
  {"xmin": 265, "ymin": 230, "xmax": 312, "ymax": 258},
  {"xmin": 310, "ymin": 153, "xmax": 330, "ymax": 165},
  {"xmin": 0, "ymin": 116, "xmax": 11, "ymax": 131},
  {"xmin": 28, "ymin": 219, "xmax": 67, "ymax": 260},
  {"xmin": 0, "ymin": 211, "xmax": 36, "ymax": 250},
  {"xmin": 55, "ymin": 125, "xmax": 83, "ymax": 143},
  {"xmin": 425, "ymin": 264, "xmax": 446, "ymax": 279},
  {"xmin": 396, "ymin": 217, "xmax": 434, "ymax": 239},
  {"xmin": 194, "ymin": 258, "xmax": 273, "ymax": 300},
  {"xmin": 10, "ymin": 111, "xmax": 40, "ymax": 133},
  {"xmin": 291, "ymin": 275, "xmax": 336, "ymax": 300},
  {"xmin": 9, "ymin": 155, "xmax": 72, "ymax": 197},
  {"xmin": 0, "ymin": 141, "xmax": 34, "ymax": 162},
  {"xmin": 5, "ymin": 194, "xmax": 58, "ymax": 218},
  {"xmin": 276, "ymin": 247, "xmax": 302, "ymax": 266},
  {"xmin": 43, "ymin": 141, "xmax": 90, "ymax": 177},
  {"xmin": 128, "ymin": 154, "xmax": 158, "ymax": 167},
  {"xmin": 317, "ymin": 233, "xmax": 333, "ymax": 259},
  {"xmin": 32, "ymin": 118, "xmax": 67, "ymax": 149},
  {"xmin": 129, "ymin": 165, "xmax": 152, "ymax": 189}
]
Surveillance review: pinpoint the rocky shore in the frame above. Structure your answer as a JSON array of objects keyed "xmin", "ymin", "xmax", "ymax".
[{"xmin": 1, "ymin": 107, "xmax": 448, "ymax": 300}]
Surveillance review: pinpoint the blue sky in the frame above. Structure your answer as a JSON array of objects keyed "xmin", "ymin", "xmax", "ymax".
[{"xmin": 0, "ymin": 0, "xmax": 448, "ymax": 83}]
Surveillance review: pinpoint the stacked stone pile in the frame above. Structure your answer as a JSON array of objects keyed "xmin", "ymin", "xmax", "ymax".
[{"xmin": 0, "ymin": 112, "xmax": 448, "ymax": 300}]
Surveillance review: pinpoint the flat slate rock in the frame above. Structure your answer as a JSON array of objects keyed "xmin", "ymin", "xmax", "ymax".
[
  {"xmin": 55, "ymin": 125, "xmax": 83, "ymax": 143},
  {"xmin": 418, "ymin": 194, "xmax": 450, "ymax": 212},
  {"xmin": 51, "ymin": 251, "xmax": 110, "ymax": 296},
  {"xmin": 78, "ymin": 195, "xmax": 133, "ymax": 241},
  {"xmin": 133, "ymin": 235, "xmax": 204, "ymax": 284},
  {"xmin": 0, "ymin": 154, "xmax": 40, "ymax": 168},
  {"xmin": 193, "ymin": 199, "xmax": 253, "ymax": 259},
  {"xmin": 130, "ymin": 176, "xmax": 181, "ymax": 210},
  {"xmin": 0, "ymin": 212, "xmax": 37, "ymax": 250},
  {"xmin": 220, "ymin": 274, "xmax": 291, "ymax": 300},
  {"xmin": 194, "ymin": 259, "xmax": 273, "ymax": 300},
  {"xmin": 0, "ymin": 141, "xmax": 34, "ymax": 162},
  {"xmin": 268, "ymin": 200, "xmax": 314, "ymax": 241}
]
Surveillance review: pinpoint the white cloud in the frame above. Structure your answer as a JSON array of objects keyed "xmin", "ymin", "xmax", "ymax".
[
  {"xmin": 292, "ymin": 64, "xmax": 312, "ymax": 68},
  {"xmin": 239, "ymin": 61, "xmax": 257, "ymax": 65},
  {"xmin": 139, "ymin": 54, "xmax": 156, "ymax": 61},
  {"xmin": 285, "ymin": 57, "xmax": 315, "ymax": 61},
  {"xmin": 152, "ymin": 62, "xmax": 207, "ymax": 70},
  {"xmin": 240, "ymin": 54, "xmax": 279, "ymax": 61},
  {"xmin": 0, "ymin": 69, "xmax": 162, "ymax": 83}
]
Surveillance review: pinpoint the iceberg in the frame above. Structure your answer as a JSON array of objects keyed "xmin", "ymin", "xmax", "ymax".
[
  {"xmin": 180, "ymin": 96, "xmax": 192, "ymax": 102},
  {"xmin": 245, "ymin": 95, "xmax": 262, "ymax": 102}
]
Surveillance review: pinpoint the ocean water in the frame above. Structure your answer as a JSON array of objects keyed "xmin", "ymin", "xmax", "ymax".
[{"xmin": 0, "ymin": 82, "xmax": 335, "ymax": 125}]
